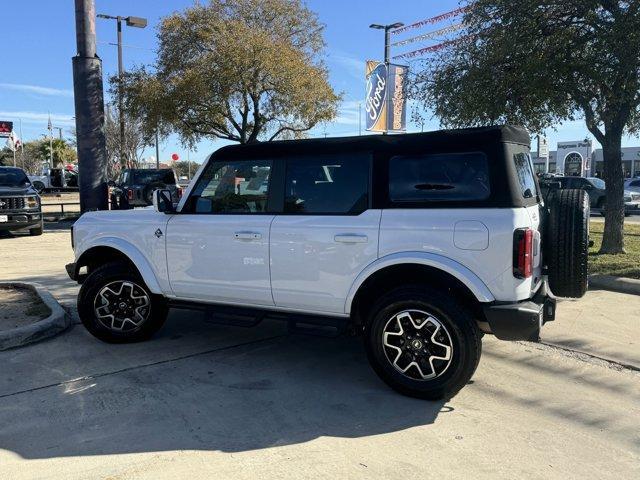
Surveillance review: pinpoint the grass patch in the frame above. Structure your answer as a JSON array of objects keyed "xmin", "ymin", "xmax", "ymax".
[{"xmin": 589, "ymin": 221, "xmax": 640, "ymax": 279}]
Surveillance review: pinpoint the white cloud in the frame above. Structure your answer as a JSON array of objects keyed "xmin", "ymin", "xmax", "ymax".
[
  {"xmin": 0, "ymin": 111, "xmax": 75, "ymax": 126},
  {"xmin": 329, "ymin": 53, "xmax": 365, "ymax": 80},
  {"xmin": 0, "ymin": 83, "xmax": 74, "ymax": 97}
]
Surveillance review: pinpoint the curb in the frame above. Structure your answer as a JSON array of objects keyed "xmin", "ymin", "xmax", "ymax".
[
  {"xmin": 589, "ymin": 275, "xmax": 640, "ymax": 296},
  {"xmin": 0, "ymin": 282, "xmax": 72, "ymax": 351}
]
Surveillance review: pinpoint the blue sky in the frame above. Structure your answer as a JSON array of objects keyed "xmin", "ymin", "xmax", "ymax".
[{"xmin": 0, "ymin": 0, "xmax": 635, "ymax": 165}]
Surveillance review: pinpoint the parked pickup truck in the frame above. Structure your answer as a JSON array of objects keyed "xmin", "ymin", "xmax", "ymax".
[
  {"xmin": 29, "ymin": 166, "xmax": 78, "ymax": 193},
  {"xmin": 0, "ymin": 166, "xmax": 43, "ymax": 236},
  {"xmin": 66, "ymin": 126, "xmax": 589, "ymax": 400}
]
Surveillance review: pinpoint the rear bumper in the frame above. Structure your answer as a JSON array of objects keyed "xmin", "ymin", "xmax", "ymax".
[
  {"xmin": 0, "ymin": 212, "xmax": 42, "ymax": 231},
  {"xmin": 482, "ymin": 285, "xmax": 556, "ymax": 341}
]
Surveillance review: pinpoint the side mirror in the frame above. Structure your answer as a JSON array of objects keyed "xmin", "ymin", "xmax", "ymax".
[
  {"xmin": 107, "ymin": 180, "xmax": 116, "ymax": 188},
  {"xmin": 153, "ymin": 189, "xmax": 175, "ymax": 213}
]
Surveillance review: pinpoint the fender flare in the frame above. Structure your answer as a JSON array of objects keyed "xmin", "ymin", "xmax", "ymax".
[
  {"xmin": 345, "ymin": 252, "xmax": 495, "ymax": 314},
  {"xmin": 76, "ymin": 237, "xmax": 163, "ymax": 294}
]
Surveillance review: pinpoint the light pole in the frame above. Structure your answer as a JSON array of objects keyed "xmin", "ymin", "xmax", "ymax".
[
  {"xmin": 369, "ymin": 22, "xmax": 404, "ymax": 64},
  {"xmin": 369, "ymin": 22, "xmax": 404, "ymax": 135},
  {"xmin": 97, "ymin": 13, "xmax": 147, "ymax": 168}
]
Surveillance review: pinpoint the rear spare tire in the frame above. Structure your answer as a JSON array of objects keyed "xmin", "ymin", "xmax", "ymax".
[{"xmin": 544, "ymin": 189, "xmax": 589, "ymax": 298}]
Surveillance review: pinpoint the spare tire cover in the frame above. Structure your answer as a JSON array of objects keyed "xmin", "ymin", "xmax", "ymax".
[{"xmin": 544, "ymin": 188, "xmax": 589, "ymax": 298}]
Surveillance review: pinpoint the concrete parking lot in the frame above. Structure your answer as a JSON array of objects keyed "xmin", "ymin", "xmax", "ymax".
[{"xmin": 0, "ymin": 226, "xmax": 638, "ymax": 479}]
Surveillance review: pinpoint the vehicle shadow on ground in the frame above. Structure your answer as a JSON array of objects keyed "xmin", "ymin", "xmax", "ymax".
[{"xmin": 0, "ymin": 313, "xmax": 448, "ymax": 459}]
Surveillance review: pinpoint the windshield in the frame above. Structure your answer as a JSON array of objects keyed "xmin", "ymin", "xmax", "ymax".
[
  {"xmin": 0, "ymin": 168, "xmax": 30, "ymax": 187},
  {"xmin": 588, "ymin": 178, "xmax": 605, "ymax": 189},
  {"xmin": 132, "ymin": 170, "xmax": 175, "ymax": 184}
]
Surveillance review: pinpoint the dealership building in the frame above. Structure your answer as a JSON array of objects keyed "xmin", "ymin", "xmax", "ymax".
[{"xmin": 532, "ymin": 139, "xmax": 640, "ymax": 178}]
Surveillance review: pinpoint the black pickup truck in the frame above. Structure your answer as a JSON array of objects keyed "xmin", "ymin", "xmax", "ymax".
[
  {"xmin": 0, "ymin": 166, "xmax": 43, "ymax": 236},
  {"xmin": 109, "ymin": 168, "xmax": 181, "ymax": 209}
]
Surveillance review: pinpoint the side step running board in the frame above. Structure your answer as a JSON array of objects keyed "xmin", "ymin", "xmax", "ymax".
[{"xmin": 168, "ymin": 299, "xmax": 350, "ymax": 336}]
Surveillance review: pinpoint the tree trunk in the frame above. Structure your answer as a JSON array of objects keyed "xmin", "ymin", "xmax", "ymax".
[{"xmin": 599, "ymin": 133, "xmax": 625, "ymax": 254}]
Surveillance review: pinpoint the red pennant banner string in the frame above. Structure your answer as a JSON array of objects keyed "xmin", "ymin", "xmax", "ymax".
[{"xmin": 391, "ymin": 6, "xmax": 468, "ymax": 36}]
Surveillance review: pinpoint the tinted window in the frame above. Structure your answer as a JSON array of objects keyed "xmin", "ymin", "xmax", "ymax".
[
  {"xmin": 133, "ymin": 170, "xmax": 175, "ymax": 184},
  {"xmin": 389, "ymin": 152, "xmax": 490, "ymax": 202},
  {"xmin": 284, "ymin": 155, "xmax": 369, "ymax": 214},
  {"xmin": 513, "ymin": 152, "xmax": 537, "ymax": 198},
  {"xmin": 588, "ymin": 178, "xmax": 605, "ymax": 189},
  {"xmin": 189, "ymin": 160, "xmax": 271, "ymax": 213},
  {"xmin": 631, "ymin": 180, "xmax": 640, "ymax": 187},
  {"xmin": 0, "ymin": 168, "xmax": 30, "ymax": 187}
]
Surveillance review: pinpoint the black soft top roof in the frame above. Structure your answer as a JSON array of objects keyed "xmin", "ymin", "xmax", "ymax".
[{"xmin": 213, "ymin": 125, "xmax": 530, "ymax": 159}]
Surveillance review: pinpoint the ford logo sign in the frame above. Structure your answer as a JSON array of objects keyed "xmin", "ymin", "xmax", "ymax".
[{"xmin": 365, "ymin": 62, "xmax": 388, "ymax": 128}]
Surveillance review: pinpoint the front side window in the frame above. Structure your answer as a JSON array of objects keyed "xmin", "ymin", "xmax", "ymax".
[
  {"xmin": 284, "ymin": 155, "xmax": 369, "ymax": 214},
  {"xmin": 187, "ymin": 160, "xmax": 271, "ymax": 214},
  {"xmin": 389, "ymin": 152, "xmax": 490, "ymax": 202},
  {"xmin": 513, "ymin": 152, "xmax": 538, "ymax": 198}
]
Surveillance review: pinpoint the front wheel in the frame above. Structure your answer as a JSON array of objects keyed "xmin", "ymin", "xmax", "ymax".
[
  {"xmin": 364, "ymin": 286, "xmax": 482, "ymax": 400},
  {"xmin": 78, "ymin": 262, "xmax": 168, "ymax": 343}
]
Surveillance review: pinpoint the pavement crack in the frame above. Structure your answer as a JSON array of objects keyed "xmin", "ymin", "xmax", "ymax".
[
  {"xmin": 0, "ymin": 334, "xmax": 286, "ymax": 400},
  {"xmin": 519, "ymin": 340, "xmax": 640, "ymax": 373}
]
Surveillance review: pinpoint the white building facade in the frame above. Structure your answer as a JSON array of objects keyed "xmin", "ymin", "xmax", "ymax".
[{"xmin": 533, "ymin": 140, "xmax": 640, "ymax": 178}]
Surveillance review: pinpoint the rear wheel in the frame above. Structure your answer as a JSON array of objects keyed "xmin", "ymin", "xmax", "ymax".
[
  {"xmin": 364, "ymin": 285, "xmax": 482, "ymax": 400},
  {"xmin": 78, "ymin": 262, "xmax": 168, "ymax": 343},
  {"xmin": 544, "ymin": 189, "xmax": 589, "ymax": 298}
]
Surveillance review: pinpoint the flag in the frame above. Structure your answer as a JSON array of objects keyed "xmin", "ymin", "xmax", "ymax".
[{"xmin": 5, "ymin": 131, "xmax": 20, "ymax": 152}]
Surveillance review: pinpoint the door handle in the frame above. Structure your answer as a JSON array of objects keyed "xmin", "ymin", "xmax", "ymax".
[
  {"xmin": 234, "ymin": 231, "xmax": 262, "ymax": 240},
  {"xmin": 334, "ymin": 234, "xmax": 368, "ymax": 244}
]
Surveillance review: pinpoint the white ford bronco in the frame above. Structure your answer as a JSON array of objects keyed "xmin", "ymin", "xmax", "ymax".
[{"xmin": 66, "ymin": 126, "xmax": 589, "ymax": 399}]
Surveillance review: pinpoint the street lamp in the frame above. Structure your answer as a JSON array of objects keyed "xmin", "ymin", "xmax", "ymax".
[
  {"xmin": 97, "ymin": 13, "xmax": 147, "ymax": 168},
  {"xmin": 369, "ymin": 22, "xmax": 404, "ymax": 63}
]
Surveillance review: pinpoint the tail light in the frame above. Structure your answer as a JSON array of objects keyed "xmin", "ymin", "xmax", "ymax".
[
  {"xmin": 177, "ymin": 187, "xmax": 183, "ymax": 198},
  {"xmin": 127, "ymin": 189, "xmax": 134, "ymax": 200},
  {"xmin": 513, "ymin": 228, "xmax": 533, "ymax": 279}
]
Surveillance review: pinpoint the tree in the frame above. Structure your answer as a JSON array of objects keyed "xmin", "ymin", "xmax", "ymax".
[
  {"xmin": 172, "ymin": 160, "xmax": 200, "ymax": 179},
  {"xmin": 118, "ymin": 0, "xmax": 340, "ymax": 146},
  {"xmin": 412, "ymin": 0, "xmax": 640, "ymax": 254},
  {"xmin": 104, "ymin": 106, "xmax": 152, "ymax": 177},
  {"xmin": 1, "ymin": 138, "xmax": 76, "ymax": 173}
]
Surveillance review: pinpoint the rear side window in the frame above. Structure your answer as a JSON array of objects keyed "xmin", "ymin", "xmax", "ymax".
[
  {"xmin": 513, "ymin": 152, "xmax": 537, "ymax": 198},
  {"xmin": 389, "ymin": 152, "xmax": 490, "ymax": 202},
  {"xmin": 284, "ymin": 155, "xmax": 369, "ymax": 214}
]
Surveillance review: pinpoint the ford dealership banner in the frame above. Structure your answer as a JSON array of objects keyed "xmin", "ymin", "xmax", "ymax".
[{"xmin": 365, "ymin": 61, "xmax": 408, "ymax": 133}]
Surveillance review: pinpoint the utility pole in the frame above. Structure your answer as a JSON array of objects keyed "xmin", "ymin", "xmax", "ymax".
[
  {"xmin": 358, "ymin": 101, "xmax": 362, "ymax": 136},
  {"xmin": 19, "ymin": 118, "xmax": 24, "ymax": 170},
  {"xmin": 155, "ymin": 129, "xmax": 160, "ymax": 169},
  {"xmin": 47, "ymin": 114, "xmax": 54, "ymax": 167},
  {"xmin": 369, "ymin": 21, "xmax": 404, "ymax": 135},
  {"xmin": 97, "ymin": 13, "xmax": 147, "ymax": 169},
  {"xmin": 54, "ymin": 127, "xmax": 63, "ymax": 140},
  {"xmin": 73, "ymin": 0, "xmax": 108, "ymax": 212}
]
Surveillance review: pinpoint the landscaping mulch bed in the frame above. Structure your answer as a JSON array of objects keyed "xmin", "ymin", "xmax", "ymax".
[{"xmin": 0, "ymin": 285, "xmax": 51, "ymax": 330}]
